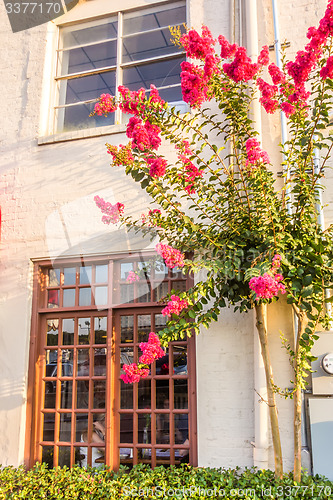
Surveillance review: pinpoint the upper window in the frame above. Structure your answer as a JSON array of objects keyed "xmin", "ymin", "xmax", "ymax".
[{"xmin": 54, "ymin": 1, "xmax": 186, "ymax": 134}]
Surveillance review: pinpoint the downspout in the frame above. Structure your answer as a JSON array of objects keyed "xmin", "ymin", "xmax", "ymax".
[{"xmin": 244, "ymin": 0, "xmax": 269, "ymax": 469}]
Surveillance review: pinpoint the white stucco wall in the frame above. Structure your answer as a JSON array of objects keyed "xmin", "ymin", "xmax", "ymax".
[{"xmin": 0, "ymin": 0, "xmax": 331, "ymax": 471}]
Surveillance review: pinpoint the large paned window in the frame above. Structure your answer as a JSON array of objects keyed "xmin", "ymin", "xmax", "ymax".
[
  {"xmin": 54, "ymin": 1, "xmax": 186, "ymax": 133},
  {"xmin": 26, "ymin": 254, "xmax": 197, "ymax": 469}
]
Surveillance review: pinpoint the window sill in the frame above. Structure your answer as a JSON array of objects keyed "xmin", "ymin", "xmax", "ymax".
[{"xmin": 38, "ymin": 123, "xmax": 127, "ymax": 145}]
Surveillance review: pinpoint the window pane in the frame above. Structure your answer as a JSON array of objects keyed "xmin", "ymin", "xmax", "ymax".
[
  {"xmin": 155, "ymin": 313, "xmax": 167, "ymax": 334},
  {"xmin": 154, "ymin": 260, "xmax": 168, "ymax": 278},
  {"xmin": 137, "ymin": 283, "xmax": 151, "ymax": 303},
  {"xmin": 120, "ymin": 414, "xmax": 133, "ymax": 443},
  {"xmin": 64, "ymin": 267, "xmax": 76, "ymax": 286},
  {"xmin": 80, "ymin": 266, "xmax": 92, "ymax": 285},
  {"xmin": 138, "ymin": 413, "xmax": 151, "ymax": 444},
  {"xmin": 120, "ymin": 347, "xmax": 134, "ymax": 368},
  {"xmin": 95, "ymin": 265, "xmax": 108, "ymax": 283},
  {"xmin": 123, "ymin": 5, "xmax": 185, "ymax": 35},
  {"xmin": 58, "ymin": 446, "xmax": 71, "ymax": 467},
  {"xmin": 175, "ymin": 413, "xmax": 188, "ymax": 444},
  {"xmin": 120, "ymin": 262, "xmax": 134, "ymax": 280},
  {"xmin": 47, "ymin": 319, "xmax": 59, "ymax": 346},
  {"xmin": 94, "ymin": 286, "xmax": 108, "ymax": 306},
  {"xmin": 138, "ymin": 379, "xmax": 151, "ymax": 409},
  {"xmin": 173, "ymin": 345, "xmax": 187, "ymax": 375},
  {"xmin": 47, "ymin": 289, "xmax": 59, "ymax": 308},
  {"xmin": 78, "ymin": 318, "xmax": 90, "ymax": 345},
  {"xmin": 172, "ymin": 280, "xmax": 187, "ymax": 293},
  {"xmin": 123, "ymin": 56, "xmax": 184, "ymax": 93},
  {"xmin": 59, "ymin": 414, "xmax": 72, "ymax": 442},
  {"xmin": 174, "ymin": 379, "xmax": 188, "ymax": 409},
  {"xmin": 120, "ymin": 447, "xmax": 133, "ymax": 465},
  {"xmin": 154, "ymin": 282, "xmax": 168, "ymax": 302},
  {"xmin": 61, "ymin": 41, "xmax": 117, "ymax": 76},
  {"xmin": 120, "ymin": 379, "xmax": 133, "ymax": 409},
  {"xmin": 49, "ymin": 269, "xmax": 60, "ymax": 286},
  {"xmin": 62, "ymin": 18, "xmax": 118, "ymax": 49},
  {"xmin": 94, "ymin": 317, "xmax": 107, "ymax": 344},
  {"xmin": 93, "ymin": 380, "xmax": 106, "ymax": 409},
  {"xmin": 61, "ymin": 349, "xmax": 73, "ymax": 377},
  {"xmin": 44, "ymin": 381, "xmax": 56, "ymax": 409},
  {"xmin": 60, "ymin": 381, "xmax": 73, "ymax": 409},
  {"xmin": 94, "ymin": 348, "xmax": 106, "ymax": 376},
  {"xmin": 56, "ymin": 101, "xmax": 115, "ymax": 134},
  {"xmin": 138, "ymin": 315, "xmax": 151, "ymax": 343},
  {"xmin": 75, "ymin": 413, "xmax": 89, "ymax": 442},
  {"xmin": 121, "ymin": 316, "xmax": 134, "ymax": 343},
  {"xmin": 43, "ymin": 413, "xmax": 55, "ymax": 442},
  {"xmin": 120, "ymin": 284, "xmax": 134, "ymax": 304},
  {"xmin": 62, "ymin": 319, "xmax": 74, "ymax": 345},
  {"xmin": 76, "ymin": 380, "xmax": 89, "ymax": 409},
  {"xmin": 79, "ymin": 288, "xmax": 91, "ymax": 306},
  {"xmin": 156, "ymin": 382, "xmax": 169, "ymax": 409},
  {"xmin": 122, "ymin": 28, "xmax": 180, "ymax": 63},
  {"xmin": 62, "ymin": 72, "xmax": 116, "ymax": 105},
  {"xmin": 77, "ymin": 349, "xmax": 90, "ymax": 377},
  {"xmin": 156, "ymin": 413, "xmax": 169, "ymax": 444},
  {"xmin": 63, "ymin": 288, "xmax": 75, "ymax": 308},
  {"xmin": 41, "ymin": 446, "xmax": 54, "ymax": 468}
]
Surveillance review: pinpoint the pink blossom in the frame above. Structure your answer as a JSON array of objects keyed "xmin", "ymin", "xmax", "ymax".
[
  {"xmin": 120, "ymin": 363, "xmax": 149, "ymax": 384},
  {"xmin": 257, "ymin": 78, "xmax": 279, "ymax": 115},
  {"xmin": 249, "ymin": 272, "xmax": 286, "ymax": 300},
  {"xmin": 180, "ymin": 61, "xmax": 210, "ymax": 108},
  {"xmin": 180, "ymin": 26, "xmax": 216, "ymax": 60},
  {"xmin": 280, "ymin": 102, "xmax": 296, "ymax": 117},
  {"xmin": 320, "ymin": 55, "xmax": 333, "ymax": 79},
  {"xmin": 155, "ymin": 243, "xmax": 185, "ymax": 269},
  {"xmin": 204, "ymin": 54, "xmax": 221, "ymax": 78},
  {"xmin": 126, "ymin": 117, "xmax": 161, "ymax": 151},
  {"xmin": 145, "ymin": 156, "xmax": 167, "ymax": 178},
  {"xmin": 106, "ymin": 143, "xmax": 134, "ymax": 166},
  {"xmin": 161, "ymin": 295, "xmax": 189, "ymax": 316},
  {"xmin": 126, "ymin": 271, "xmax": 139, "ymax": 283},
  {"xmin": 268, "ymin": 63, "xmax": 287, "ymax": 85},
  {"xmin": 141, "ymin": 209, "xmax": 162, "ymax": 227},
  {"xmin": 139, "ymin": 332, "xmax": 165, "ymax": 365},
  {"xmin": 148, "ymin": 84, "xmax": 166, "ymax": 108},
  {"xmin": 218, "ymin": 35, "xmax": 238, "ymax": 59},
  {"xmin": 258, "ymin": 45, "xmax": 270, "ymax": 66},
  {"xmin": 94, "ymin": 93, "xmax": 117, "ymax": 116},
  {"xmin": 94, "ymin": 195, "xmax": 124, "ymax": 224},
  {"xmin": 118, "ymin": 86, "xmax": 146, "ymax": 116},
  {"xmin": 223, "ymin": 47, "xmax": 260, "ymax": 82},
  {"xmin": 245, "ymin": 138, "xmax": 270, "ymax": 168}
]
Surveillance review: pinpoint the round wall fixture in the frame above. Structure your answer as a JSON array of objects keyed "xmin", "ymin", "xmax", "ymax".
[{"xmin": 322, "ymin": 353, "xmax": 333, "ymax": 375}]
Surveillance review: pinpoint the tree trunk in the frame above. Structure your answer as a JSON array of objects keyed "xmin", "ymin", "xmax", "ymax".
[
  {"xmin": 255, "ymin": 303, "xmax": 283, "ymax": 479},
  {"xmin": 293, "ymin": 313, "xmax": 308, "ymax": 483}
]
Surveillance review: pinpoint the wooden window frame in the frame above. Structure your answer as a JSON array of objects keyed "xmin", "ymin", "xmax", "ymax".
[{"xmin": 25, "ymin": 253, "xmax": 197, "ymax": 469}]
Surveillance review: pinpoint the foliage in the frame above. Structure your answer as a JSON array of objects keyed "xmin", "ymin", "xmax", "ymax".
[{"xmin": 0, "ymin": 463, "xmax": 333, "ymax": 499}]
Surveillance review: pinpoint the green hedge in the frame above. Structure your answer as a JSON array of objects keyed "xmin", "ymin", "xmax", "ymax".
[{"xmin": 0, "ymin": 464, "xmax": 332, "ymax": 499}]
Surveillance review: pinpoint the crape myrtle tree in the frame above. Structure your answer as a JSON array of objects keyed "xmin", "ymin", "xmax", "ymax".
[{"xmin": 93, "ymin": 1, "xmax": 333, "ymax": 481}]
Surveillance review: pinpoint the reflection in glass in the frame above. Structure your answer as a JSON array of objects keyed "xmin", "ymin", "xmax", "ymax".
[
  {"xmin": 44, "ymin": 381, "xmax": 56, "ymax": 409},
  {"xmin": 77, "ymin": 349, "xmax": 89, "ymax": 377},
  {"xmin": 94, "ymin": 317, "xmax": 107, "ymax": 344},
  {"xmin": 65, "ymin": 40, "xmax": 117, "ymax": 75},
  {"xmin": 95, "ymin": 265, "xmax": 108, "ymax": 283},
  {"xmin": 154, "ymin": 259, "xmax": 168, "ymax": 278},
  {"xmin": 121, "ymin": 316, "xmax": 134, "ymax": 343},
  {"xmin": 123, "ymin": 6, "xmax": 185, "ymax": 36},
  {"xmin": 137, "ymin": 283, "xmax": 151, "ymax": 303},
  {"xmin": 63, "ymin": 267, "xmax": 76, "ymax": 286},
  {"xmin": 62, "ymin": 318, "xmax": 74, "ymax": 345},
  {"xmin": 45, "ymin": 348, "xmax": 58, "ymax": 368},
  {"xmin": 60, "ymin": 381, "xmax": 73, "ymax": 409},
  {"xmin": 61, "ymin": 349, "xmax": 73, "ymax": 376},
  {"xmin": 120, "ymin": 284, "xmax": 134, "ymax": 304},
  {"xmin": 138, "ymin": 315, "xmax": 151, "ymax": 342},
  {"xmin": 120, "ymin": 262, "xmax": 134, "ymax": 280},
  {"xmin": 138, "ymin": 260, "xmax": 152, "ymax": 279},
  {"xmin": 47, "ymin": 289, "xmax": 59, "ymax": 308},
  {"xmin": 58, "ymin": 446, "xmax": 71, "ymax": 467},
  {"xmin": 80, "ymin": 266, "xmax": 92, "ymax": 285},
  {"xmin": 94, "ymin": 286, "xmax": 108, "ymax": 306},
  {"xmin": 49, "ymin": 268, "xmax": 60, "ymax": 286},
  {"xmin": 121, "ymin": 347, "xmax": 134, "ymax": 368},
  {"xmin": 173, "ymin": 345, "xmax": 187, "ymax": 375},
  {"xmin": 175, "ymin": 447, "xmax": 189, "ymax": 463},
  {"xmin": 76, "ymin": 380, "xmax": 89, "ymax": 409},
  {"xmin": 47, "ymin": 319, "xmax": 59, "ymax": 346},
  {"xmin": 62, "ymin": 18, "xmax": 117, "ymax": 49},
  {"xmin": 155, "ymin": 351, "xmax": 169, "ymax": 375},
  {"xmin": 138, "ymin": 413, "xmax": 151, "ymax": 444},
  {"xmin": 119, "ymin": 447, "xmax": 133, "ymax": 464},
  {"xmin": 174, "ymin": 413, "xmax": 188, "ymax": 444},
  {"xmin": 59, "ymin": 414, "xmax": 72, "ymax": 442},
  {"xmin": 120, "ymin": 414, "xmax": 133, "ymax": 443},
  {"xmin": 79, "ymin": 287, "xmax": 91, "ymax": 306},
  {"xmin": 155, "ymin": 281, "xmax": 168, "ymax": 301},
  {"xmin": 120, "ymin": 379, "xmax": 133, "ymax": 409},
  {"xmin": 78, "ymin": 318, "xmax": 90, "ymax": 344},
  {"xmin": 63, "ymin": 288, "xmax": 75, "ymax": 307},
  {"xmin": 122, "ymin": 28, "xmax": 179, "ymax": 63},
  {"xmin": 75, "ymin": 446, "xmax": 87, "ymax": 466},
  {"xmin": 41, "ymin": 446, "xmax": 54, "ymax": 468},
  {"xmin": 172, "ymin": 280, "xmax": 187, "ymax": 293},
  {"xmin": 75, "ymin": 413, "xmax": 89, "ymax": 442},
  {"xmin": 155, "ymin": 381, "xmax": 169, "ymax": 408},
  {"xmin": 94, "ymin": 348, "xmax": 106, "ymax": 376},
  {"xmin": 156, "ymin": 412, "xmax": 169, "ymax": 444},
  {"xmin": 138, "ymin": 379, "xmax": 151, "ymax": 409},
  {"xmin": 93, "ymin": 380, "xmax": 106, "ymax": 409},
  {"xmin": 42, "ymin": 413, "xmax": 55, "ymax": 442},
  {"xmin": 170, "ymin": 267, "xmax": 184, "ymax": 279},
  {"xmin": 174, "ymin": 379, "xmax": 188, "ymax": 409},
  {"xmin": 155, "ymin": 313, "xmax": 167, "ymax": 334},
  {"xmin": 57, "ymin": 100, "xmax": 115, "ymax": 133}
]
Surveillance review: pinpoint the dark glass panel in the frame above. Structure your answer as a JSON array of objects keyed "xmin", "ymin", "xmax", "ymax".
[
  {"xmin": 48, "ymin": 268, "xmax": 60, "ymax": 286},
  {"xmin": 138, "ymin": 413, "xmax": 151, "ymax": 444},
  {"xmin": 136, "ymin": 283, "xmax": 151, "ymax": 303},
  {"xmin": 75, "ymin": 446, "xmax": 87, "ymax": 467},
  {"xmin": 62, "ymin": 18, "xmax": 118, "ymax": 49},
  {"xmin": 76, "ymin": 380, "xmax": 89, "ymax": 409},
  {"xmin": 42, "ymin": 413, "xmax": 55, "ymax": 442},
  {"xmin": 174, "ymin": 413, "xmax": 188, "ymax": 444},
  {"xmin": 123, "ymin": 5, "xmax": 185, "ymax": 35},
  {"xmin": 94, "ymin": 316, "xmax": 107, "ymax": 344},
  {"xmin": 61, "ymin": 349, "xmax": 73, "ymax": 377},
  {"xmin": 94, "ymin": 348, "xmax": 106, "ymax": 376},
  {"xmin": 120, "ymin": 414, "xmax": 133, "ymax": 443},
  {"xmin": 156, "ymin": 412, "xmax": 169, "ymax": 444},
  {"xmin": 75, "ymin": 413, "xmax": 89, "ymax": 442},
  {"xmin": 120, "ymin": 379, "xmax": 133, "ymax": 409},
  {"xmin": 174, "ymin": 379, "xmax": 188, "ymax": 409},
  {"xmin": 78, "ymin": 317, "xmax": 90, "ymax": 345},
  {"xmin": 173, "ymin": 345, "xmax": 187, "ymax": 375},
  {"xmin": 123, "ymin": 57, "xmax": 184, "ymax": 93},
  {"xmin": 44, "ymin": 381, "xmax": 56, "ymax": 409},
  {"xmin": 122, "ymin": 28, "xmax": 180, "ymax": 63},
  {"xmin": 64, "ymin": 40, "xmax": 117, "ymax": 75},
  {"xmin": 60, "ymin": 380, "xmax": 73, "ymax": 409},
  {"xmin": 155, "ymin": 381, "xmax": 169, "ymax": 409},
  {"xmin": 47, "ymin": 289, "xmax": 59, "ymax": 308},
  {"xmin": 59, "ymin": 414, "xmax": 72, "ymax": 442},
  {"xmin": 119, "ymin": 447, "xmax": 133, "ymax": 466},
  {"xmin": 62, "ymin": 318, "xmax": 74, "ymax": 345},
  {"xmin": 46, "ymin": 319, "xmax": 59, "ymax": 346},
  {"xmin": 154, "ymin": 281, "xmax": 168, "ymax": 302},
  {"xmin": 41, "ymin": 446, "xmax": 54, "ymax": 468},
  {"xmin": 120, "ymin": 316, "xmax": 134, "ymax": 343},
  {"xmin": 93, "ymin": 380, "xmax": 106, "ymax": 409},
  {"xmin": 138, "ymin": 314, "xmax": 151, "ymax": 342},
  {"xmin": 77, "ymin": 349, "xmax": 90, "ymax": 377},
  {"xmin": 172, "ymin": 280, "xmax": 187, "ymax": 293},
  {"xmin": 58, "ymin": 446, "xmax": 71, "ymax": 467},
  {"xmin": 138, "ymin": 379, "xmax": 151, "ymax": 409}
]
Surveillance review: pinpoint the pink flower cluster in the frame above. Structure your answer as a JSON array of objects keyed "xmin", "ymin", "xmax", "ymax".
[
  {"xmin": 106, "ymin": 143, "xmax": 134, "ymax": 167},
  {"xmin": 141, "ymin": 209, "xmax": 162, "ymax": 227},
  {"xmin": 223, "ymin": 47, "xmax": 260, "ymax": 82},
  {"xmin": 126, "ymin": 116, "xmax": 161, "ymax": 151},
  {"xmin": 268, "ymin": 63, "xmax": 286, "ymax": 85},
  {"xmin": 139, "ymin": 332, "xmax": 165, "ymax": 365},
  {"xmin": 249, "ymin": 254, "xmax": 286, "ymax": 300},
  {"xmin": 320, "ymin": 55, "xmax": 333, "ymax": 79},
  {"xmin": 155, "ymin": 243, "xmax": 185, "ymax": 269},
  {"xmin": 120, "ymin": 363, "xmax": 150, "ymax": 384},
  {"xmin": 257, "ymin": 78, "xmax": 279, "ymax": 114},
  {"xmin": 245, "ymin": 138, "xmax": 270, "ymax": 168},
  {"xmin": 258, "ymin": 46, "xmax": 270, "ymax": 67},
  {"xmin": 94, "ymin": 195, "xmax": 124, "ymax": 224},
  {"xmin": 93, "ymin": 93, "xmax": 117, "ymax": 116},
  {"xmin": 180, "ymin": 61, "xmax": 210, "ymax": 108},
  {"xmin": 145, "ymin": 156, "xmax": 167, "ymax": 178},
  {"xmin": 126, "ymin": 271, "xmax": 139, "ymax": 283},
  {"xmin": 180, "ymin": 26, "xmax": 216, "ymax": 60},
  {"xmin": 118, "ymin": 86, "xmax": 146, "ymax": 116},
  {"xmin": 218, "ymin": 35, "xmax": 238, "ymax": 59},
  {"xmin": 161, "ymin": 295, "xmax": 189, "ymax": 316},
  {"xmin": 176, "ymin": 141, "xmax": 202, "ymax": 193}
]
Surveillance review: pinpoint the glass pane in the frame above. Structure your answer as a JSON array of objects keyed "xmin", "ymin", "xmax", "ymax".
[
  {"xmin": 80, "ymin": 266, "xmax": 92, "ymax": 285},
  {"xmin": 91, "ymin": 447, "xmax": 105, "ymax": 468},
  {"xmin": 154, "ymin": 282, "xmax": 168, "ymax": 301},
  {"xmin": 154, "ymin": 259, "xmax": 168, "ymax": 278},
  {"xmin": 44, "ymin": 381, "xmax": 56, "ymax": 409},
  {"xmin": 75, "ymin": 446, "xmax": 87, "ymax": 467},
  {"xmin": 58, "ymin": 447, "xmax": 71, "ymax": 467},
  {"xmin": 138, "ymin": 379, "xmax": 151, "ymax": 409},
  {"xmin": 49, "ymin": 268, "xmax": 60, "ymax": 286},
  {"xmin": 173, "ymin": 345, "xmax": 187, "ymax": 375},
  {"xmin": 120, "ymin": 379, "xmax": 133, "ymax": 409},
  {"xmin": 59, "ymin": 414, "xmax": 72, "ymax": 442},
  {"xmin": 155, "ymin": 349, "xmax": 169, "ymax": 375},
  {"xmin": 62, "ymin": 318, "xmax": 74, "ymax": 345},
  {"xmin": 120, "ymin": 414, "xmax": 133, "ymax": 444},
  {"xmin": 94, "ymin": 286, "xmax": 108, "ymax": 306},
  {"xmin": 156, "ymin": 413, "xmax": 169, "ymax": 444},
  {"xmin": 136, "ymin": 283, "xmax": 151, "ymax": 303},
  {"xmin": 94, "ymin": 317, "xmax": 107, "ymax": 344},
  {"xmin": 62, "ymin": 18, "xmax": 118, "ymax": 49},
  {"xmin": 77, "ymin": 349, "xmax": 90, "ymax": 377},
  {"xmin": 56, "ymin": 100, "xmax": 115, "ymax": 133},
  {"xmin": 63, "ymin": 267, "xmax": 76, "ymax": 285},
  {"xmin": 170, "ymin": 267, "xmax": 183, "ymax": 279},
  {"xmin": 174, "ymin": 379, "xmax": 188, "ymax": 409},
  {"xmin": 172, "ymin": 280, "xmax": 187, "ymax": 293},
  {"xmin": 47, "ymin": 289, "xmax": 59, "ymax": 308},
  {"xmin": 79, "ymin": 288, "xmax": 91, "ymax": 306},
  {"xmin": 123, "ymin": 5, "xmax": 185, "ymax": 35},
  {"xmin": 123, "ymin": 57, "xmax": 184, "ymax": 93},
  {"xmin": 157, "ymin": 85, "xmax": 183, "ymax": 103},
  {"xmin": 75, "ymin": 413, "xmax": 89, "ymax": 442},
  {"xmin": 42, "ymin": 413, "xmax": 55, "ymax": 442},
  {"xmin": 47, "ymin": 319, "xmax": 59, "ymax": 346},
  {"xmin": 60, "ymin": 381, "xmax": 73, "ymax": 409},
  {"xmin": 41, "ymin": 446, "xmax": 54, "ymax": 468},
  {"xmin": 120, "ymin": 347, "xmax": 134, "ymax": 368},
  {"xmin": 120, "ymin": 262, "xmax": 134, "ymax": 280},
  {"xmin": 122, "ymin": 28, "xmax": 180, "ymax": 63},
  {"xmin": 93, "ymin": 380, "xmax": 106, "ymax": 409},
  {"xmin": 62, "ymin": 40, "xmax": 117, "ymax": 76},
  {"xmin": 155, "ymin": 313, "xmax": 167, "ymax": 334},
  {"xmin": 120, "ymin": 447, "xmax": 133, "ymax": 465},
  {"xmin": 62, "ymin": 72, "xmax": 116, "ymax": 105},
  {"xmin": 120, "ymin": 284, "xmax": 134, "ymax": 304},
  {"xmin": 175, "ymin": 447, "xmax": 189, "ymax": 463},
  {"xmin": 76, "ymin": 380, "xmax": 89, "ymax": 409},
  {"xmin": 121, "ymin": 316, "xmax": 134, "ymax": 343},
  {"xmin": 95, "ymin": 265, "xmax": 108, "ymax": 283},
  {"xmin": 175, "ymin": 413, "xmax": 188, "ymax": 444},
  {"xmin": 156, "ymin": 382, "xmax": 169, "ymax": 409},
  {"xmin": 78, "ymin": 318, "xmax": 90, "ymax": 345},
  {"xmin": 63, "ymin": 288, "xmax": 75, "ymax": 307},
  {"xmin": 45, "ymin": 349, "xmax": 58, "ymax": 370},
  {"xmin": 138, "ymin": 413, "xmax": 151, "ymax": 444},
  {"xmin": 138, "ymin": 315, "xmax": 151, "ymax": 343},
  {"xmin": 61, "ymin": 349, "xmax": 73, "ymax": 377},
  {"xmin": 94, "ymin": 348, "xmax": 106, "ymax": 376}
]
